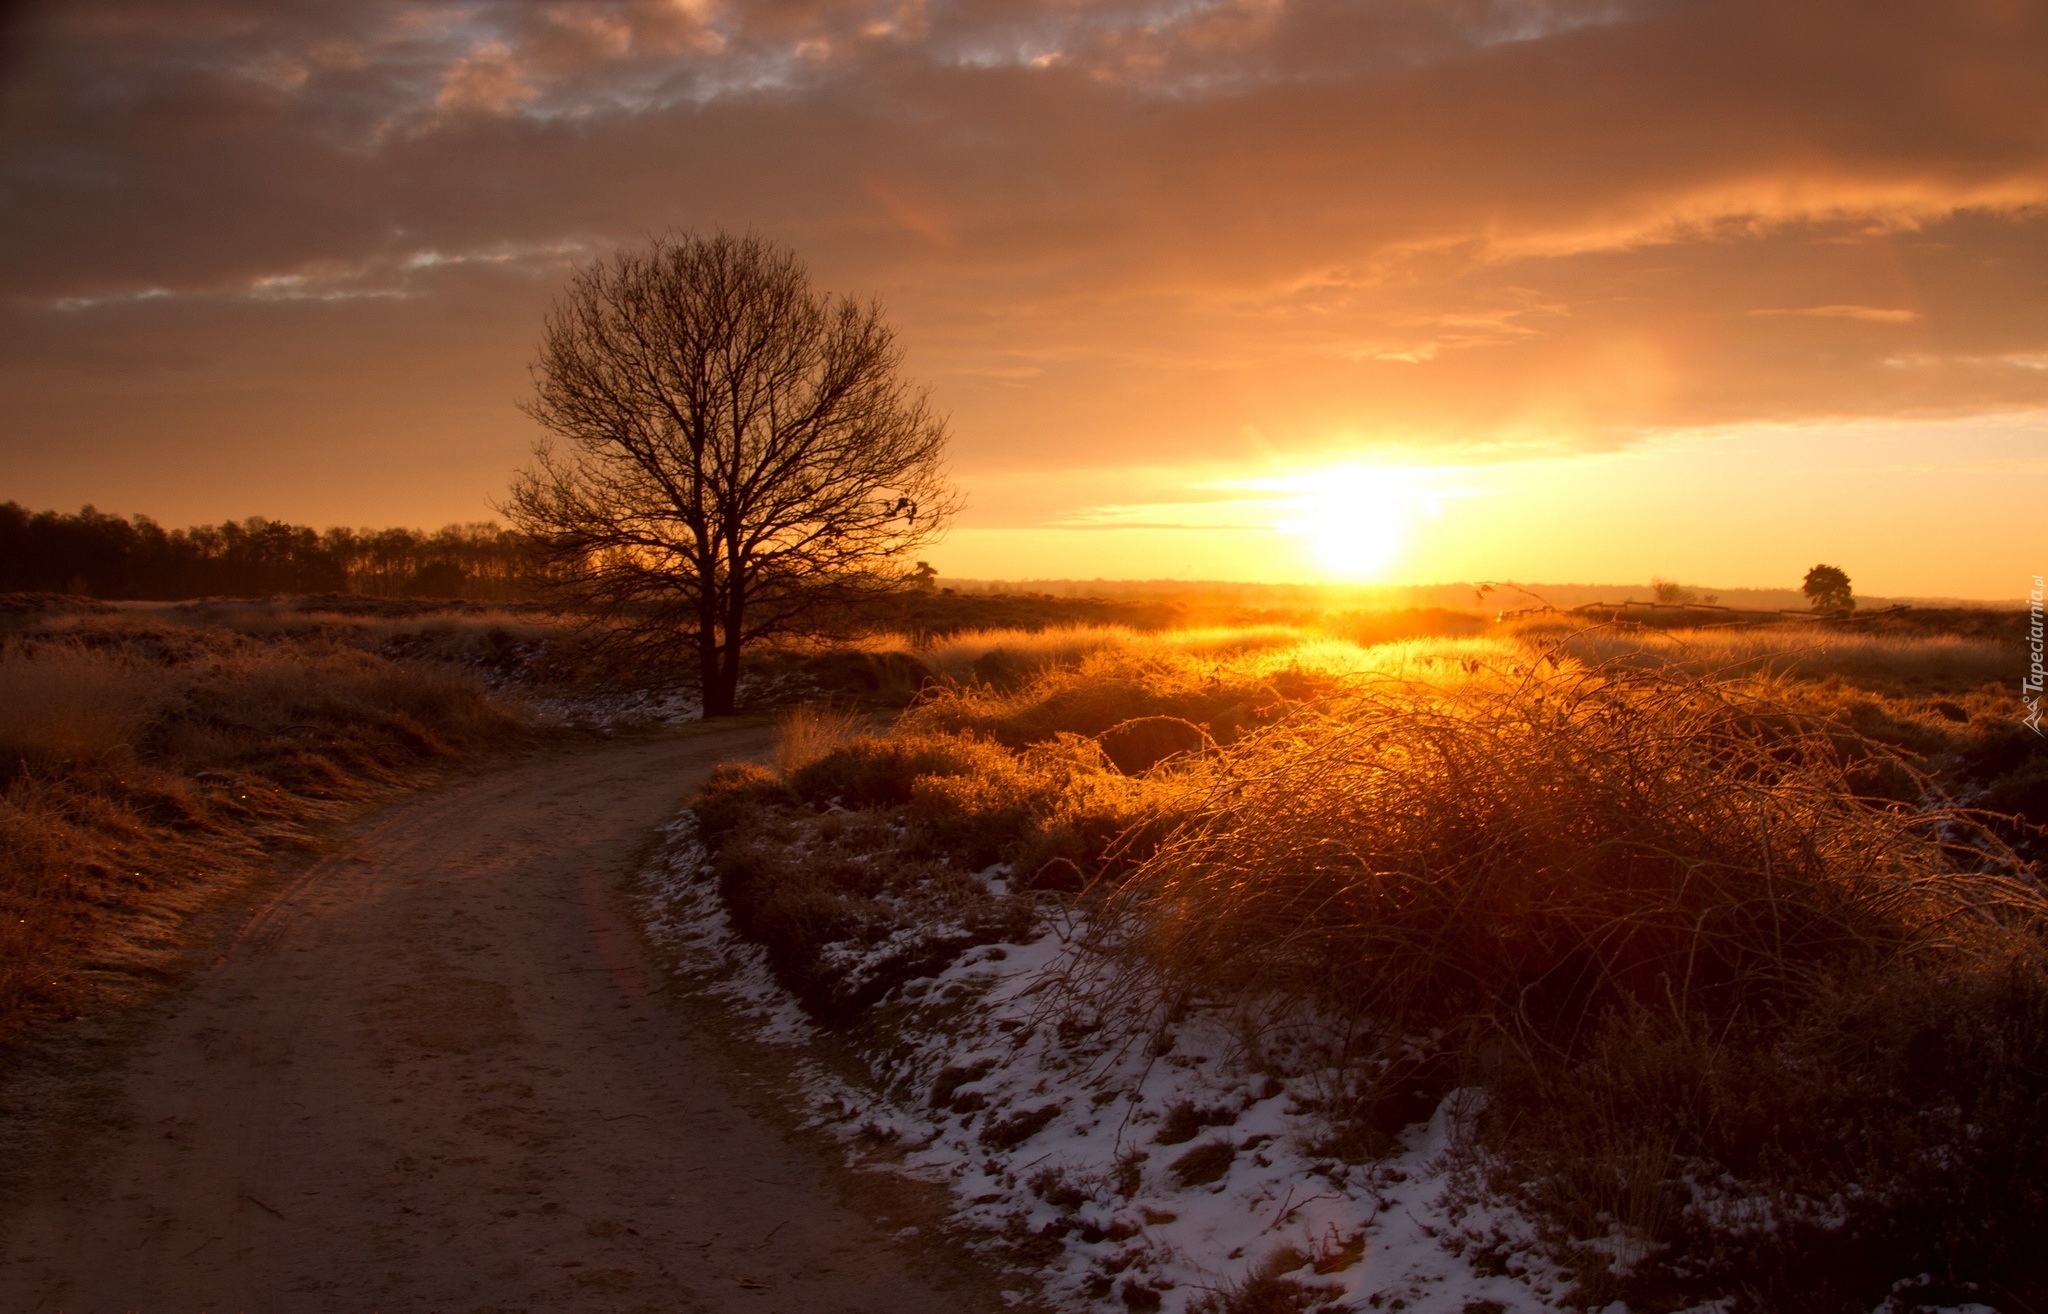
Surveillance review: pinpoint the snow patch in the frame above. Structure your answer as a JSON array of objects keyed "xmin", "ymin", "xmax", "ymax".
[{"xmin": 636, "ymin": 815, "xmax": 1574, "ymax": 1313}]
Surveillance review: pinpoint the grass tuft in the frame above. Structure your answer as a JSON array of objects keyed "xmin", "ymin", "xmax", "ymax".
[{"xmin": 771, "ymin": 703, "xmax": 867, "ymax": 776}]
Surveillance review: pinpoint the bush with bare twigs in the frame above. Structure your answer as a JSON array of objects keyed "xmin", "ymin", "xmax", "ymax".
[
  {"xmin": 688, "ymin": 619, "xmax": 2048, "ymax": 1311},
  {"xmin": 1091, "ymin": 652, "xmax": 2048, "ymax": 1306},
  {"xmin": 1111, "ymin": 658, "xmax": 2025, "ymax": 1034}
]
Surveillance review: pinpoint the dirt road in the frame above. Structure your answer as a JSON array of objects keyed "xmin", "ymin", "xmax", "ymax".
[{"xmin": 0, "ymin": 728, "xmax": 997, "ymax": 1313}]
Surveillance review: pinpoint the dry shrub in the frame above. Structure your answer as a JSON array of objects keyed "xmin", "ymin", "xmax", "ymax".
[
  {"xmin": 778, "ymin": 725, "xmax": 1183, "ymax": 878},
  {"xmin": 1098, "ymin": 715, "xmax": 1212, "ymax": 775},
  {"xmin": 1188, "ymin": 1235, "xmax": 1363, "ymax": 1314},
  {"xmin": 694, "ymin": 724, "xmax": 1190, "ymax": 1020},
  {"xmin": 729, "ymin": 635, "xmax": 938, "ymax": 709},
  {"xmin": 910, "ymin": 732, "xmax": 1185, "ymax": 881},
  {"xmin": 700, "ymin": 755, "xmax": 1035, "ymax": 1022},
  {"xmin": 145, "ymin": 646, "xmax": 515, "ymax": 785},
  {"xmin": 684, "ymin": 620, "xmax": 2047, "ymax": 1308},
  {"xmin": 907, "ymin": 646, "xmax": 1288, "ymax": 748},
  {"xmin": 906, "ymin": 633, "xmax": 1530, "ymax": 752},
  {"xmin": 695, "ymin": 634, "xmax": 1623, "ymax": 1025},
  {"xmin": 771, "ymin": 703, "xmax": 867, "ymax": 775},
  {"xmin": 1188, "ymin": 1268, "xmax": 1343, "ymax": 1314},
  {"xmin": 786, "ymin": 731, "xmax": 1007, "ymax": 810},
  {"xmin": 692, "ymin": 759, "xmax": 800, "ymax": 845},
  {"xmin": 1116, "ymin": 657, "xmax": 2025, "ymax": 1038},
  {"xmin": 1321, "ymin": 606, "xmax": 1489, "ymax": 647},
  {"xmin": 7, "ymin": 600, "xmax": 576, "ymax": 690},
  {"xmin": 1965, "ymin": 721, "xmax": 2048, "ymax": 864},
  {"xmin": 1102, "ymin": 653, "xmax": 2042, "ymax": 1309}
]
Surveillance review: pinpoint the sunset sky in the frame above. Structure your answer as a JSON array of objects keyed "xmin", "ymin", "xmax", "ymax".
[{"xmin": 2, "ymin": 0, "xmax": 2043, "ymax": 597}]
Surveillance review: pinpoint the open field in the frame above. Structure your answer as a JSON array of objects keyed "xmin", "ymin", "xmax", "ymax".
[
  {"xmin": 670, "ymin": 615, "xmax": 2046, "ymax": 1313},
  {"xmin": 6, "ymin": 589, "xmax": 2041, "ymax": 1310}
]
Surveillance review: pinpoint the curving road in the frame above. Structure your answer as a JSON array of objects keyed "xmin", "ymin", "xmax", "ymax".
[{"xmin": 0, "ymin": 727, "xmax": 996, "ymax": 1313}]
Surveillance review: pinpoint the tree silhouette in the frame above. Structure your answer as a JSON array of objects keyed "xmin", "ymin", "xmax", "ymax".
[
  {"xmin": 0, "ymin": 502, "xmax": 528, "ymax": 599},
  {"xmin": 1651, "ymin": 576, "xmax": 1698, "ymax": 605},
  {"xmin": 506, "ymin": 232, "xmax": 959, "ymax": 717},
  {"xmin": 1802, "ymin": 564, "xmax": 1855, "ymax": 613}
]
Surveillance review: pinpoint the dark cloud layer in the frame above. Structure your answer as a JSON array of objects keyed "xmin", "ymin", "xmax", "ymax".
[{"xmin": 2, "ymin": 0, "xmax": 2045, "ymax": 521}]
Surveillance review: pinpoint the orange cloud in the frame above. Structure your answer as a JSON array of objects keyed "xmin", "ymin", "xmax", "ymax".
[
  {"xmin": 434, "ymin": 41, "xmax": 539, "ymax": 117},
  {"xmin": 2, "ymin": 0, "xmax": 2045, "ymax": 541}
]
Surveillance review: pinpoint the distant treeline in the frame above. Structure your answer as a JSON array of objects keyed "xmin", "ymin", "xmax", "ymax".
[{"xmin": 0, "ymin": 503, "xmax": 534, "ymax": 600}]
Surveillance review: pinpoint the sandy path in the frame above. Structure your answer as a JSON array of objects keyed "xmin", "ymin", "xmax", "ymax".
[{"xmin": 0, "ymin": 728, "xmax": 994, "ymax": 1314}]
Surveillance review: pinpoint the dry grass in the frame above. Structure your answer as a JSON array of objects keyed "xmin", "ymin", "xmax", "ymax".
[
  {"xmin": 770, "ymin": 703, "xmax": 867, "ymax": 775},
  {"xmin": 917, "ymin": 618, "xmax": 1475, "ymax": 688},
  {"xmin": 1523, "ymin": 623, "xmax": 2017, "ymax": 692},
  {"xmin": 921, "ymin": 623, "xmax": 1141, "ymax": 682},
  {"xmin": 903, "ymin": 631, "xmax": 1529, "ymax": 755},
  {"xmin": 1091, "ymin": 654, "xmax": 2048, "ymax": 1307},
  {"xmin": 688, "ymin": 615, "xmax": 2048, "ymax": 1312},
  {"xmin": 0, "ymin": 629, "xmax": 531, "ymax": 1042},
  {"xmin": 4, "ymin": 598, "xmax": 580, "ymax": 688},
  {"xmin": 0, "ymin": 647, "xmax": 171, "ymax": 772},
  {"xmin": 1113, "ymin": 657, "xmax": 2026, "ymax": 1031},
  {"xmin": 1493, "ymin": 955, "xmax": 2048, "ymax": 1310}
]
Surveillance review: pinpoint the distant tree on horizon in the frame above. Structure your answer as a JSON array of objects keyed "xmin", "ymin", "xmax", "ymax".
[
  {"xmin": 1802, "ymin": 563, "xmax": 1855, "ymax": 613},
  {"xmin": 1651, "ymin": 576, "xmax": 1699, "ymax": 605},
  {"xmin": 505, "ymin": 231, "xmax": 958, "ymax": 718}
]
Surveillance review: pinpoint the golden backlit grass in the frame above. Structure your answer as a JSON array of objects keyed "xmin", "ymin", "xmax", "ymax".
[
  {"xmin": 1116, "ymin": 660, "xmax": 2022, "ymax": 1026},
  {"xmin": 693, "ymin": 619, "xmax": 2047, "ymax": 1311},
  {"xmin": 1522, "ymin": 622, "xmax": 2016, "ymax": 692},
  {"xmin": 769, "ymin": 703, "xmax": 867, "ymax": 776}
]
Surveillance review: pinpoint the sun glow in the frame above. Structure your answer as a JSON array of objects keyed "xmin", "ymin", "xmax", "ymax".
[{"xmin": 1263, "ymin": 465, "xmax": 1430, "ymax": 582}]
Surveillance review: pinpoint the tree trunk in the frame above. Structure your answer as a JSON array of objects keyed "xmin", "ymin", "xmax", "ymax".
[
  {"xmin": 696, "ymin": 603, "xmax": 733, "ymax": 718},
  {"xmin": 706, "ymin": 585, "xmax": 745, "ymax": 718},
  {"xmin": 702, "ymin": 664, "xmax": 740, "ymax": 718}
]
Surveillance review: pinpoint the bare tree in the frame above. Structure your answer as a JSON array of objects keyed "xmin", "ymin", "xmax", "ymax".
[{"xmin": 505, "ymin": 232, "xmax": 959, "ymax": 716}]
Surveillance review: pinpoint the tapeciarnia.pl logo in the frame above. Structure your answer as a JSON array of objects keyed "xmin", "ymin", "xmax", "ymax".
[{"xmin": 2026, "ymin": 573, "xmax": 2044, "ymax": 736}]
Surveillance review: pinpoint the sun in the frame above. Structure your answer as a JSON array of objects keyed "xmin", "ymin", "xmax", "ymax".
[
  {"xmin": 1210, "ymin": 461, "xmax": 1444, "ymax": 582},
  {"xmin": 1280, "ymin": 466, "xmax": 1411, "ymax": 582}
]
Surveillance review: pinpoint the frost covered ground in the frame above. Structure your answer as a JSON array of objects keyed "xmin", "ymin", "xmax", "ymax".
[
  {"xmin": 526, "ymin": 685, "xmax": 704, "ymax": 729},
  {"xmin": 636, "ymin": 815, "xmax": 1586, "ymax": 1314},
  {"xmin": 521, "ymin": 667, "xmax": 835, "ymax": 730}
]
